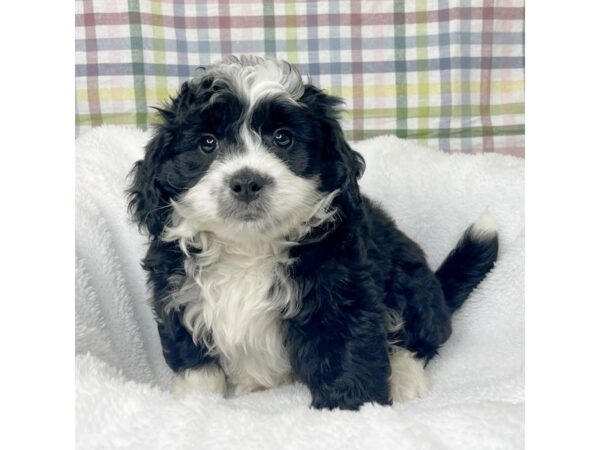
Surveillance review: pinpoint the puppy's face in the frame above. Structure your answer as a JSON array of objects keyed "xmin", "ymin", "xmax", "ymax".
[{"xmin": 128, "ymin": 56, "xmax": 364, "ymax": 242}]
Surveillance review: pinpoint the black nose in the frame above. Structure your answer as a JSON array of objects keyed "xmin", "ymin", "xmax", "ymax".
[{"xmin": 229, "ymin": 169, "xmax": 271, "ymax": 203}]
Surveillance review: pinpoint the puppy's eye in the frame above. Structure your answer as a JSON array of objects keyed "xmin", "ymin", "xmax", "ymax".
[
  {"xmin": 273, "ymin": 129, "xmax": 292, "ymax": 148},
  {"xmin": 199, "ymin": 134, "xmax": 217, "ymax": 153}
]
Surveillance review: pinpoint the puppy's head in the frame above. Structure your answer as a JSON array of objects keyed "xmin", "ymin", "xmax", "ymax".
[{"xmin": 128, "ymin": 56, "xmax": 364, "ymax": 243}]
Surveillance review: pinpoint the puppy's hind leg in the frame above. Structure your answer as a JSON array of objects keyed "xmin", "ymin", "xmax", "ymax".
[
  {"xmin": 389, "ymin": 346, "xmax": 430, "ymax": 403},
  {"xmin": 172, "ymin": 364, "xmax": 227, "ymax": 399}
]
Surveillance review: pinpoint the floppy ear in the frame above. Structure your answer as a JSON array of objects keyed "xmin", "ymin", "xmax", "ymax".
[
  {"xmin": 127, "ymin": 126, "xmax": 174, "ymax": 238},
  {"xmin": 302, "ymin": 85, "xmax": 366, "ymax": 209},
  {"xmin": 326, "ymin": 117, "xmax": 366, "ymax": 209},
  {"xmin": 127, "ymin": 81, "xmax": 203, "ymax": 237}
]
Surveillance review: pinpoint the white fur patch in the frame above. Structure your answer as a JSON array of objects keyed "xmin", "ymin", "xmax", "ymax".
[
  {"xmin": 389, "ymin": 347, "xmax": 430, "ymax": 403},
  {"xmin": 172, "ymin": 365, "xmax": 227, "ymax": 399},
  {"xmin": 175, "ymin": 237, "xmax": 295, "ymax": 394},
  {"xmin": 469, "ymin": 209, "xmax": 499, "ymax": 241},
  {"xmin": 207, "ymin": 55, "xmax": 305, "ymax": 106},
  {"xmin": 164, "ymin": 194, "xmax": 338, "ymax": 396}
]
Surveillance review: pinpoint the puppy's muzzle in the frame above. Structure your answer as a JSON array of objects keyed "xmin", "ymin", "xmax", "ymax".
[{"xmin": 229, "ymin": 168, "xmax": 273, "ymax": 204}]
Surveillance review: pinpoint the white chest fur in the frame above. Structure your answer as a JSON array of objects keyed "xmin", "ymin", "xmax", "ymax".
[{"xmin": 168, "ymin": 235, "xmax": 298, "ymax": 395}]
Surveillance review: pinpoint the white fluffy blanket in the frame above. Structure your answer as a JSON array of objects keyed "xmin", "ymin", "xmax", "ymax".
[{"xmin": 75, "ymin": 126, "xmax": 524, "ymax": 449}]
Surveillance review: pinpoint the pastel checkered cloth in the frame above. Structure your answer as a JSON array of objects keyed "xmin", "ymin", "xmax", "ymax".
[{"xmin": 75, "ymin": 0, "xmax": 524, "ymax": 156}]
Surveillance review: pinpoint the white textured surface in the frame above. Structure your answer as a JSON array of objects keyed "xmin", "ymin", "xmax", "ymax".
[{"xmin": 75, "ymin": 126, "xmax": 524, "ymax": 449}]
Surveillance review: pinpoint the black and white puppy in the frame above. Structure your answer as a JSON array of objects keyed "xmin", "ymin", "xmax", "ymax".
[{"xmin": 128, "ymin": 56, "xmax": 499, "ymax": 410}]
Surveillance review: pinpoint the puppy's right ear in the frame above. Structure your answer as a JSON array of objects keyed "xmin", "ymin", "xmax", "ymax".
[
  {"xmin": 127, "ymin": 80, "xmax": 198, "ymax": 237},
  {"xmin": 127, "ymin": 126, "xmax": 173, "ymax": 238}
]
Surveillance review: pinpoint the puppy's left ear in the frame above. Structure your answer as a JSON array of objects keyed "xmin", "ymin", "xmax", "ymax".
[
  {"xmin": 328, "ymin": 118, "xmax": 365, "ymax": 209},
  {"xmin": 302, "ymin": 85, "xmax": 365, "ymax": 209}
]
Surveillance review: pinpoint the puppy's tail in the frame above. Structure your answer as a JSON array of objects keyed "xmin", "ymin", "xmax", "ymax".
[{"xmin": 435, "ymin": 211, "xmax": 499, "ymax": 313}]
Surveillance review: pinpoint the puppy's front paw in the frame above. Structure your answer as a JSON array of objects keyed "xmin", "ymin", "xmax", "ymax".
[
  {"xmin": 172, "ymin": 365, "xmax": 227, "ymax": 399},
  {"xmin": 389, "ymin": 347, "xmax": 430, "ymax": 403}
]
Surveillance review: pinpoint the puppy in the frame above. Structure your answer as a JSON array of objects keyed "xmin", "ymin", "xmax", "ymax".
[{"xmin": 127, "ymin": 56, "xmax": 498, "ymax": 410}]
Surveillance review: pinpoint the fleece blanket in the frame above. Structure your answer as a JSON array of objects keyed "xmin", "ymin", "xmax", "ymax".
[{"xmin": 75, "ymin": 126, "xmax": 524, "ymax": 449}]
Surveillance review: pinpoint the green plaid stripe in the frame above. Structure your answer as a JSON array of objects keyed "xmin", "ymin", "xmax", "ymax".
[
  {"xmin": 128, "ymin": 0, "xmax": 148, "ymax": 129},
  {"xmin": 75, "ymin": 0, "xmax": 525, "ymax": 156}
]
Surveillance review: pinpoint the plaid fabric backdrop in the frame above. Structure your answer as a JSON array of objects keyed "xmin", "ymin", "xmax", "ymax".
[{"xmin": 75, "ymin": 0, "xmax": 525, "ymax": 156}]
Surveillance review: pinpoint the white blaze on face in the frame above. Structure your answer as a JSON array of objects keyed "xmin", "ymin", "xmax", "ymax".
[{"xmin": 216, "ymin": 56, "xmax": 305, "ymax": 106}]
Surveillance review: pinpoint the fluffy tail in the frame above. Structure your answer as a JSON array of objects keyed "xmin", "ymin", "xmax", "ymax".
[{"xmin": 435, "ymin": 211, "xmax": 499, "ymax": 312}]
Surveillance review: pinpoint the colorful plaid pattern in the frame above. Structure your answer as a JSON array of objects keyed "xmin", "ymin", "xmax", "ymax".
[{"xmin": 75, "ymin": 0, "xmax": 525, "ymax": 156}]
